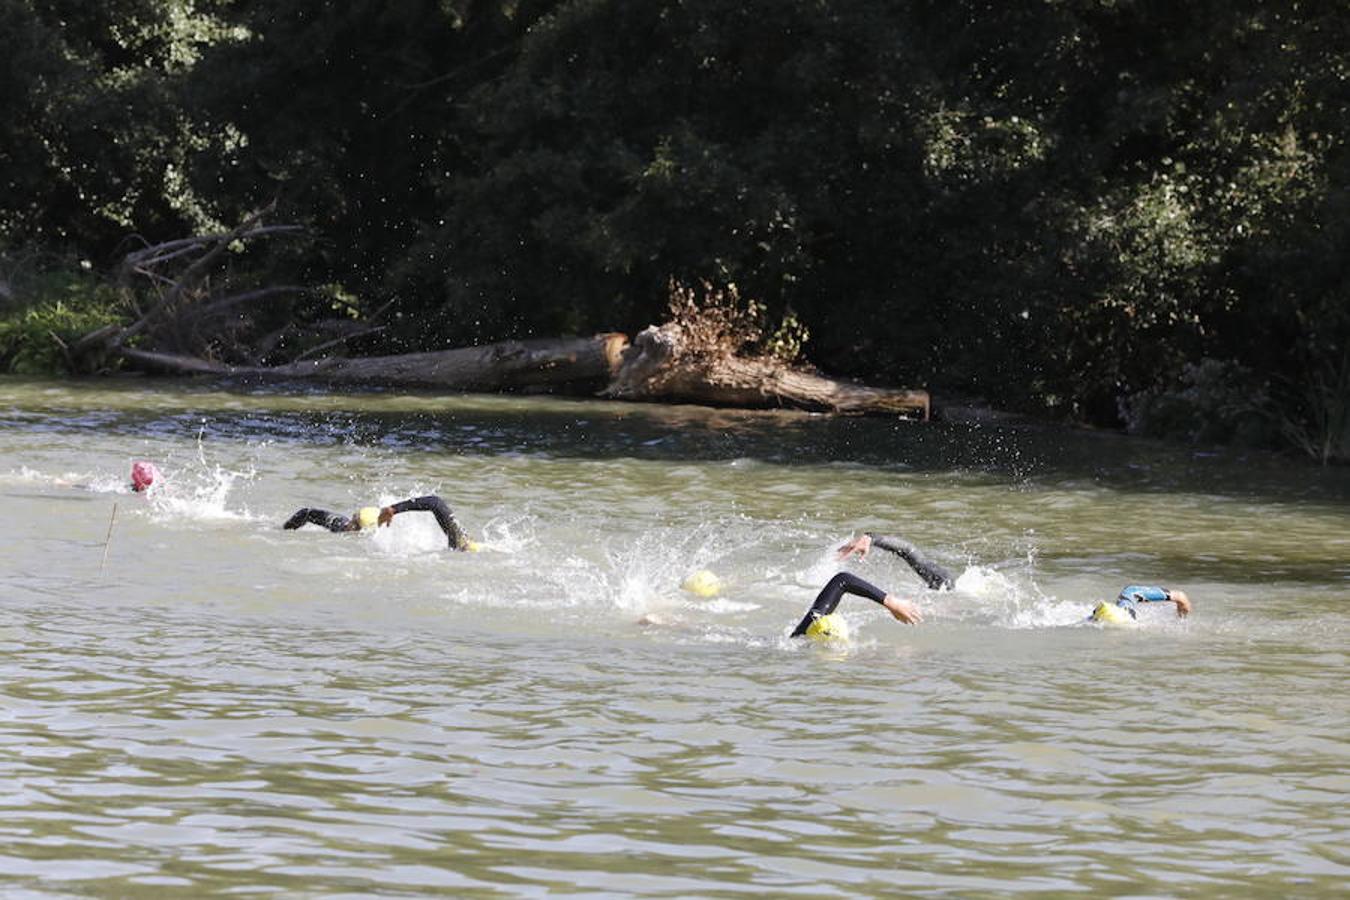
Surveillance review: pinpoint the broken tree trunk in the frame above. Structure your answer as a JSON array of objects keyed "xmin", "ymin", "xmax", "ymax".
[
  {"xmin": 118, "ymin": 333, "xmax": 631, "ymax": 391},
  {"xmin": 605, "ymin": 324, "xmax": 929, "ymax": 418}
]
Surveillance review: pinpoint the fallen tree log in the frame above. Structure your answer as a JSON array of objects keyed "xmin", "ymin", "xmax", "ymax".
[
  {"xmin": 118, "ymin": 333, "xmax": 631, "ymax": 390},
  {"xmin": 605, "ymin": 324, "xmax": 929, "ymax": 419},
  {"xmin": 111, "ymin": 322, "xmax": 926, "ymax": 417}
]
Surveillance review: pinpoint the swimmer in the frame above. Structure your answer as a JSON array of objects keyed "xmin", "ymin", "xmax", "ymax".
[
  {"xmin": 283, "ymin": 494, "xmax": 476, "ymax": 550},
  {"xmin": 52, "ymin": 460, "xmax": 162, "ymax": 494},
  {"xmin": 837, "ymin": 532, "xmax": 1191, "ymax": 620},
  {"xmin": 681, "ymin": 569, "xmax": 722, "ymax": 597},
  {"xmin": 1090, "ymin": 585, "xmax": 1192, "ymax": 623},
  {"xmin": 130, "ymin": 460, "xmax": 161, "ymax": 493},
  {"xmin": 791, "ymin": 571, "xmax": 922, "ymax": 640},
  {"xmin": 637, "ymin": 571, "xmax": 920, "ymax": 640}
]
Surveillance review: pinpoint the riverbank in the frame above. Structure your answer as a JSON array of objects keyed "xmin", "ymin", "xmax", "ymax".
[{"xmin": 3, "ymin": 265, "xmax": 1343, "ymax": 464}]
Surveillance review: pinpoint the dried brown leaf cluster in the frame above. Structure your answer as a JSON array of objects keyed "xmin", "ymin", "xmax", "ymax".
[{"xmin": 664, "ymin": 279, "xmax": 808, "ymax": 365}]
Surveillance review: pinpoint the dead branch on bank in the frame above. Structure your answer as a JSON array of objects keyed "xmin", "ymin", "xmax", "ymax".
[
  {"xmin": 113, "ymin": 202, "xmax": 306, "ymax": 353},
  {"xmin": 72, "ymin": 203, "xmax": 313, "ymax": 369}
]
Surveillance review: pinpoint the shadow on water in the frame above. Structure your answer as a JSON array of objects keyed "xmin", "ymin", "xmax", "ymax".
[{"xmin": 3, "ymin": 375, "xmax": 1347, "ymax": 504}]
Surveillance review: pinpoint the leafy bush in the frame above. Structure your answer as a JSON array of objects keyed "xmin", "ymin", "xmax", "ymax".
[
  {"xmin": 0, "ymin": 269, "xmax": 125, "ymax": 374},
  {"xmin": 1120, "ymin": 359, "xmax": 1280, "ymax": 449},
  {"xmin": 1273, "ymin": 350, "xmax": 1349, "ymax": 466}
]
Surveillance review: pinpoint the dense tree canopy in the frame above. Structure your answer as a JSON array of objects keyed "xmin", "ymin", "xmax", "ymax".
[{"xmin": 0, "ymin": 0, "xmax": 1345, "ymax": 459}]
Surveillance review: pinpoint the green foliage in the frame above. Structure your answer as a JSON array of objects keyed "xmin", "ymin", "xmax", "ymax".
[
  {"xmin": 0, "ymin": 0, "xmax": 243, "ymax": 250},
  {"xmin": 764, "ymin": 310, "xmax": 810, "ymax": 367},
  {"xmin": 0, "ymin": 269, "xmax": 125, "ymax": 374}
]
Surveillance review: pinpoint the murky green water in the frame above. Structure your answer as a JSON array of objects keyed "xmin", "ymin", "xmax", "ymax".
[{"xmin": 2, "ymin": 376, "xmax": 1347, "ymax": 896}]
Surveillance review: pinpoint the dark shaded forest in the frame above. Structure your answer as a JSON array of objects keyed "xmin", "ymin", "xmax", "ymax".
[{"xmin": 0, "ymin": 1, "xmax": 1345, "ymax": 461}]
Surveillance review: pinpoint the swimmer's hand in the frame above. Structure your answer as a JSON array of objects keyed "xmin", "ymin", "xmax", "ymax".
[
  {"xmin": 882, "ymin": 594, "xmax": 922, "ymax": 625},
  {"xmin": 1169, "ymin": 590, "xmax": 1191, "ymax": 618},
  {"xmin": 836, "ymin": 534, "xmax": 873, "ymax": 561},
  {"xmin": 377, "ymin": 507, "xmax": 396, "ymax": 527}
]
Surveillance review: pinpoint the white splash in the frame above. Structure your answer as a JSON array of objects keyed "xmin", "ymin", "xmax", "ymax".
[{"xmin": 146, "ymin": 461, "xmax": 256, "ymax": 523}]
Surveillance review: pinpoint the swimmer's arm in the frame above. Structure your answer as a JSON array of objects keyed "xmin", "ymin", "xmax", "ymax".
[
  {"xmin": 1122, "ymin": 585, "xmax": 1191, "ymax": 618},
  {"xmin": 851, "ymin": 533, "xmax": 956, "ymax": 591},
  {"xmin": 380, "ymin": 495, "xmax": 472, "ymax": 550},
  {"xmin": 791, "ymin": 573, "xmax": 922, "ymax": 636},
  {"xmin": 836, "ymin": 533, "xmax": 874, "ymax": 560},
  {"xmin": 283, "ymin": 508, "xmax": 352, "ymax": 532},
  {"xmin": 790, "ymin": 593, "xmax": 920, "ymax": 635},
  {"xmin": 1165, "ymin": 589, "xmax": 1191, "ymax": 618}
]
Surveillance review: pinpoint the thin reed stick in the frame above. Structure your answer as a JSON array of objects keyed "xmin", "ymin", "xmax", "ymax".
[{"xmin": 99, "ymin": 502, "xmax": 119, "ymax": 577}]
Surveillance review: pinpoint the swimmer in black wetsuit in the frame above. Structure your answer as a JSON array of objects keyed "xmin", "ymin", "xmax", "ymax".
[
  {"xmin": 637, "ymin": 570, "xmax": 921, "ymax": 639},
  {"xmin": 790, "ymin": 571, "xmax": 922, "ymax": 639},
  {"xmin": 836, "ymin": 533, "xmax": 1191, "ymax": 619},
  {"xmin": 283, "ymin": 494, "xmax": 475, "ymax": 550}
]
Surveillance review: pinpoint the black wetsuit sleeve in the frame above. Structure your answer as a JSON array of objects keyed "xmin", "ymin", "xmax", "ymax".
[
  {"xmin": 283, "ymin": 508, "xmax": 352, "ymax": 532},
  {"xmin": 388, "ymin": 495, "xmax": 469, "ymax": 550},
  {"xmin": 791, "ymin": 572, "xmax": 890, "ymax": 637},
  {"xmin": 868, "ymin": 534, "xmax": 956, "ymax": 590}
]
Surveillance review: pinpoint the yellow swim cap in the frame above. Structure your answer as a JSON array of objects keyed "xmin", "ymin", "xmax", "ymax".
[
  {"xmin": 464, "ymin": 540, "xmax": 482, "ymax": 552},
  {"xmin": 805, "ymin": 613, "xmax": 850, "ymax": 642},
  {"xmin": 680, "ymin": 570, "xmax": 722, "ymax": 597},
  {"xmin": 1091, "ymin": 601, "xmax": 1135, "ymax": 626},
  {"xmin": 355, "ymin": 507, "xmax": 380, "ymax": 530}
]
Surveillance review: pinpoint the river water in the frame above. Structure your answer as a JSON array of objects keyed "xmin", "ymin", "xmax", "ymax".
[{"xmin": 1, "ymin": 376, "xmax": 1346, "ymax": 896}]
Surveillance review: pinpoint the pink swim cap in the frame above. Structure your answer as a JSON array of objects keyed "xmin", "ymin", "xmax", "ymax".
[{"xmin": 130, "ymin": 460, "xmax": 161, "ymax": 492}]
